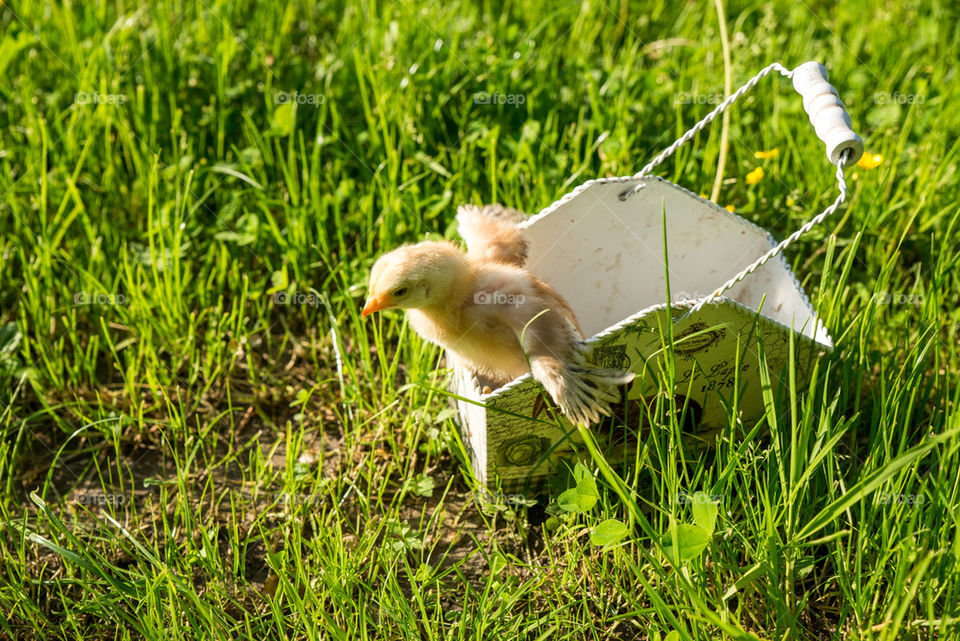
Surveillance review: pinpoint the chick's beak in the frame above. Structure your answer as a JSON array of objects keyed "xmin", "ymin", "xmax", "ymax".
[{"xmin": 361, "ymin": 295, "xmax": 387, "ymax": 318}]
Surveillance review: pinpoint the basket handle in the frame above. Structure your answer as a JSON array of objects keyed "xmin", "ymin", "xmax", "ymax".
[
  {"xmin": 627, "ymin": 61, "xmax": 862, "ymax": 185},
  {"xmin": 792, "ymin": 62, "xmax": 863, "ymax": 166},
  {"xmin": 619, "ymin": 61, "xmax": 864, "ymax": 315}
]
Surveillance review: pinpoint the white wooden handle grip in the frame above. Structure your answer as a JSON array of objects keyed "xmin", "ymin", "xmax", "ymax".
[{"xmin": 792, "ymin": 62, "xmax": 863, "ymax": 166}]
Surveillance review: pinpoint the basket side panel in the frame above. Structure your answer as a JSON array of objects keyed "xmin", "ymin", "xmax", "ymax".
[
  {"xmin": 522, "ymin": 179, "xmax": 825, "ymax": 342},
  {"xmin": 453, "ymin": 367, "xmax": 488, "ymax": 485}
]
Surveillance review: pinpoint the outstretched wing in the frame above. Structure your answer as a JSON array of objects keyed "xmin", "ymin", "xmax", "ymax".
[
  {"xmin": 512, "ymin": 305, "xmax": 633, "ymax": 426},
  {"xmin": 456, "ymin": 204, "xmax": 529, "ymax": 267},
  {"xmin": 495, "ymin": 273, "xmax": 634, "ymax": 426}
]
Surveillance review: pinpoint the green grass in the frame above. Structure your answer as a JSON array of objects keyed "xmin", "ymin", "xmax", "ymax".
[{"xmin": 2, "ymin": 0, "xmax": 959, "ymax": 639}]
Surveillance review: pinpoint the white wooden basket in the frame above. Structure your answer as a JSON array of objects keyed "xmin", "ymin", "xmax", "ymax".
[{"xmin": 453, "ymin": 62, "xmax": 863, "ymax": 492}]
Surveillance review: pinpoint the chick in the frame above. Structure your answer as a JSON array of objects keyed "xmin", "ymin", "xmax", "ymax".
[{"xmin": 362, "ymin": 204, "xmax": 634, "ymax": 426}]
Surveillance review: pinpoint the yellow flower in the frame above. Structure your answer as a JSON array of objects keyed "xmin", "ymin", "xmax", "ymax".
[
  {"xmin": 745, "ymin": 166, "xmax": 764, "ymax": 185},
  {"xmin": 725, "ymin": 204, "xmax": 735, "ymax": 212},
  {"xmin": 754, "ymin": 148, "xmax": 780, "ymax": 160},
  {"xmin": 786, "ymin": 196, "xmax": 796, "ymax": 207},
  {"xmin": 856, "ymin": 153, "xmax": 883, "ymax": 170}
]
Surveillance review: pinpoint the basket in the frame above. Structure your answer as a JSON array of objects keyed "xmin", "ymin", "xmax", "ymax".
[{"xmin": 453, "ymin": 62, "xmax": 864, "ymax": 492}]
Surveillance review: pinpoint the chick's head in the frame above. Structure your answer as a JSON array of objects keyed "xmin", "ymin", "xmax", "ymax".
[{"xmin": 362, "ymin": 241, "xmax": 465, "ymax": 317}]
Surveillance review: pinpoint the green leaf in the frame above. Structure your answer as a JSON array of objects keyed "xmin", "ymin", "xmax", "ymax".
[
  {"xmin": 557, "ymin": 487, "xmax": 596, "ymax": 513},
  {"xmin": 573, "ymin": 461, "xmax": 592, "ymax": 485},
  {"xmin": 690, "ymin": 493, "xmax": 718, "ymax": 535},
  {"xmin": 663, "ymin": 522, "xmax": 710, "ymax": 564},
  {"xmin": 268, "ymin": 102, "xmax": 296, "ymax": 137},
  {"xmin": 574, "ymin": 462, "xmax": 599, "ymax": 499},
  {"xmin": 414, "ymin": 563, "xmax": 432, "ymax": 583},
  {"xmin": 591, "ymin": 519, "xmax": 628, "ymax": 546},
  {"xmin": 489, "ymin": 552, "xmax": 508, "ymax": 575},
  {"xmin": 409, "ymin": 474, "xmax": 434, "ymax": 498},
  {"xmin": 557, "ymin": 463, "xmax": 600, "ymax": 512}
]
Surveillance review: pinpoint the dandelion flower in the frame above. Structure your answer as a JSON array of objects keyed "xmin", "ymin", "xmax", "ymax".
[
  {"xmin": 856, "ymin": 153, "xmax": 883, "ymax": 170},
  {"xmin": 745, "ymin": 166, "xmax": 764, "ymax": 185},
  {"xmin": 754, "ymin": 148, "xmax": 779, "ymax": 160},
  {"xmin": 725, "ymin": 204, "xmax": 735, "ymax": 213}
]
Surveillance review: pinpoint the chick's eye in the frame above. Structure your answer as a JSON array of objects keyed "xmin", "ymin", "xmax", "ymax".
[{"xmin": 393, "ymin": 287, "xmax": 407, "ymax": 298}]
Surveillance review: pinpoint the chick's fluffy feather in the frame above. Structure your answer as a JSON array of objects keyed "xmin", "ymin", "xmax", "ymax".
[{"xmin": 455, "ymin": 204, "xmax": 529, "ymax": 267}]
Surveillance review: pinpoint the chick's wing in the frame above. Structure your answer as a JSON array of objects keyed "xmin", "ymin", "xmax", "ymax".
[{"xmin": 483, "ymin": 271, "xmax": 634, "ymax": 426}]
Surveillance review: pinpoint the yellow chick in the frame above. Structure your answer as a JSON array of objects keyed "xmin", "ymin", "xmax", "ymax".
[{"xmin": 363, "ymin": 204, "xmax": 634, "ymax": 426}]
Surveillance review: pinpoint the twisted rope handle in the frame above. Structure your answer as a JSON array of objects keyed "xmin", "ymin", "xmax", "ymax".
[
  {"xmin": 622, "ymin": 61, "xmax": 861, "ymax": 312},
  {"xmin": 626, "ymin": 62, "xmax": 793, "ymax": 190},
  {"xmin": 689, "ymin": 149, "xmax": 848, "ymax": 313}
]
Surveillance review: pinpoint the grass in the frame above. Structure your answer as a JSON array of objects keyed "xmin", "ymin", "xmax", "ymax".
[{"xmin": 1, "ymin": 0, "xmax": 959, "ymax": 638}]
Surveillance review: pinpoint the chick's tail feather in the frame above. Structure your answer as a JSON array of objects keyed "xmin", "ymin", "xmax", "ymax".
[{"xmin": 456, "ymin": 204, "xmax": 529, "ymax": 267}]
